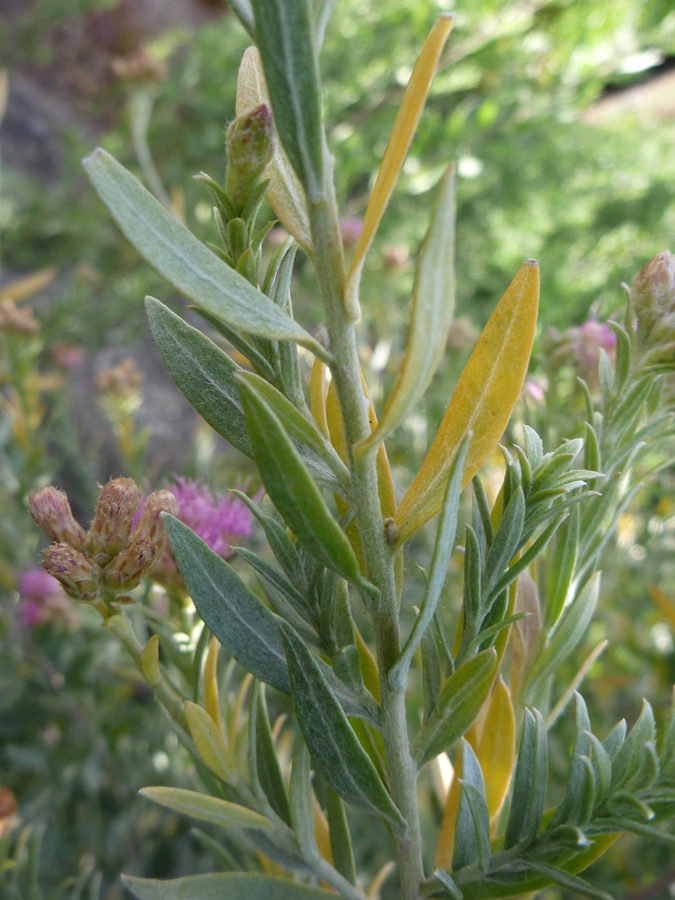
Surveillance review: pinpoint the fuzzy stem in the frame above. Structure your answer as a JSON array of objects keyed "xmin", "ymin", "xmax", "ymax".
[{"xmin": 308, "ymin": 185, "xmax": 425, "ymax": 899}]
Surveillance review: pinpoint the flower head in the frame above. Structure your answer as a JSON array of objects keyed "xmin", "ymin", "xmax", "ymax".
[{"xmin": 631, "ymin": 251, "xmax": 675, "ymax": 359}]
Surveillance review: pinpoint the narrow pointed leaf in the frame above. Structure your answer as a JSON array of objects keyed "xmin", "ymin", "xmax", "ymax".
[
  {"xmin": 453, "ymin": 741, "xmax": 490, "ymax": 872},
  {"xmin": 521, "ymin": 861, "xmax": 613, "ymax": 900},
  {"xmin": 325, "ymin": 788, "xmax": 356, "ymax": 885},
  {"xmin": 184, "ymin": 701, "xmax": 236, "ymax": 784},
  {"xmin": 145, "ymin": 297, "xmax": 252, "ymax": 457},
  {"xmin": 250, "ymin": 0, "xmax": 324, "ymax": 201},
  {"xmin": 389, "ymin": 435, "xmax": 468, "ymax": 691},
  {"xmin": 503, "ymin": 709, "xmax": 547, "ymax": 849},
  {"xmin": 476, "ymin": 679, "xmax": 515, "ymax": 824},
  {"xmin": 140, "ymin": 787, "xmax": 273, "ymax": 831},
  {"xmin": 278, "ymin": 619, "xmax": 404, "ymax": 826},
  {"xmin": 396, "ymin": 261, "xmax": 539, "ymax": 545},
  {"xmin": 412, "ymin": 649, "xmax": 497, "ymax": 767},
  {"xmin": 236, "ymin": 47, "xmax": 312, "ymax": 251},
  {"xmin": 253, "ymin": 683, "xmax": 292, "ymax": 824},
  {"xmin": 164, "ymin": 515, "xmax": 291, "ymax": 695},
  {"xmin": 83, "ymin": 149, "xmax": 324, "ymax": 354},
  {"xmin": 345, "ymin": 15, "xmax": 454, "ymax": 316},
  {"xmin": 289, "ymin": 738, "xmax": 318, "ymax": 861},
  {"xmin": 359, "ymin": 165, "xmax": 456, "ymax": 451},
  {"xmin": 238, "ymin": 376, "xmax": 361, "ymax": 582},
  {"xmin": 122, "ymin": 873, "xmax": 339, "ymax": 899}
]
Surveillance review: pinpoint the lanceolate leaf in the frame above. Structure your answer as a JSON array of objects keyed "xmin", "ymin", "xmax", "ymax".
[
  {"xmin": 237, "ymin": 376, "xmax": 361, "ymax": 583},
  {"xmin": 503, "ymin": 709, "xmax": 547, "ymax": 849},
  {"xmin": 520, "ymin": 861, "xmax": 613, "ymax": 900},
  {"xmin": 250, "ymin": 0, "xmax": 324, "ymax": 202},
  {"xmin": 145, "ymin": 298, "xmax": 251, "ymax": 457},
  {"xmin": 389, "ymin": 435, "xmax": 468, "ymax": 691},
  {"xmin": 452, "ymin": 741, "xmax": 490, "ymax": 873},
  {"xmin": 476, "ymin": 679, "xmax": 515, "ymax": 826},
  {"xmin": 278, "ymin": 619, "xmax": 404, "ymax": 826},
  {"xmin": 236, "ymin": 47, "xmax": 312, "ymax": 252},
  {"xmin": 140, "ymin": 787, "xmax": 273, "ymax": 832},
  {"xmin": 411, "ymin": 650, "xmax": 497, "ymax": 767},
  {"xmin": 395, "ymin": 260, "xmax": 539, "ymax": 546},
  {"xmin": 122, "ymin": 873, "xmax": 340, "ymax": 900},
  {"xmin": 83, "ymin": 150, "xmax": 325, "ymax": 355},
  {"xmin": 164, "ymin": 515, "xmax": 291, "ymax": 695},
  {"xmin": 345, "ymin": 15, "xmax": 455, "ymax": 318},
  {"xmin": 358, "ymin": 164, "xmax": 456, "ymax": 454}
]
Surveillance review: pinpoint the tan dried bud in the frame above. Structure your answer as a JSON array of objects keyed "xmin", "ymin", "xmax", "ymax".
[
  {"xmin": 42, "ymin": 543, "xmax": 101, "ymax": 600},
  {"xmin": 95, "ymin": 358, "xmax": 144, "ymax": 399},
  {"xmin": 632, "ymin": 251, "xmax": 675, "ymax": 347},
  {"xmin": 0, "ymin": 298, "xmax": 39, "ymax": 335},
  {"xmin": 133, "ymin": 490, "xmax": 179, "ymax": 547},
  {"xmin": 103, "ymin": 537, "xmax": 159, "ymax": 591},
  {"xmin": 28, "ymin": 486, "xmax": 87, "ymax": 551},
  {"xmin": 87, "ymin": 477, "xmax": 144, "ymax": 564}
]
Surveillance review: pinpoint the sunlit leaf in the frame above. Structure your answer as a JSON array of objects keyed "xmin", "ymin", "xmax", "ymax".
[
  {"xmin": 395, "ymin": 260, "xmax": 539, "ymax": 545},
  {"xmin": 476, "ymin": 679, "xmax": 515, "ymax": 829},
  {"xmin": 140, "ymin": 787, "xmax": 273, "ymax": 831},
  {"xmin": 123, "ymin": 873, "xmax": 339, "ymax": 899},
  {"xmin": 345, "ymin": 15, "xmax": 455, "ymax": 318}
]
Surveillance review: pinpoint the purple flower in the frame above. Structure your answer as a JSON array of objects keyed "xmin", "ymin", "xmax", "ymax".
[
  {"xmin": 17, "ymin": 567, "xmax": 74, "ymax": 629},
  {"xmin": 19, "ymin": 567, "xmax": 63, "ymax": 601},
  {"xmin": 168, "ymin": 477, "xmax": 255, "ymax": 558}
]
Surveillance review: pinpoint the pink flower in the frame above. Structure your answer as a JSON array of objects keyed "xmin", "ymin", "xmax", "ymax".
[
  {"xmin": 570, "ymin": 319, "xmax": 616, "ymax": 383},
  {"xmin": 17, "ymin": 567, "xmax": 74, "ymax": 629},
  {"xmin": 167, "ymin": 477, "xmax": 255, "ymax": 559},
  {"xmin": 339, "ymin": 217, "xmax": 363, "ymax": 247},
  {"xmin": 19, "ymin": 567, "xmax": 63, "ymax": 600}
]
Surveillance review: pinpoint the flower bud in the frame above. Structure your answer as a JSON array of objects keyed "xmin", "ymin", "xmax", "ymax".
[
  {"xmin": 42, "ymin": 543, "xmax": 101, "ymax": 600},
  {"xmin": 132, "ymin": 490, "xmax": 179, "ymax": 547},
  {"xmin": 28, "ymin": 486, "xmax": 87, "ymax": 551},
  {"xmin": 632, "ymin": 251, "xmax": 675, "ymax": 349},
  {"xmin": 225, "ymin": 104, "xmax": 275, "ymax": 211},
  {"xmin": 87, "ymin": 477, "xmax": 144, "ymax": 564},
  {"xmin": 103, "ymin": 537, "xmax": 159, "ymax": 591}
]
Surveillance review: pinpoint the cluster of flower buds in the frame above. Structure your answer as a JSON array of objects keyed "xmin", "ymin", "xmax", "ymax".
[
  {"xmin": 28, "ymin": 478, "xmax": 178, "ymax": 602},
  {"xmin": 631, "ymin": 250, "xmax": 675, "ymax": 363}
]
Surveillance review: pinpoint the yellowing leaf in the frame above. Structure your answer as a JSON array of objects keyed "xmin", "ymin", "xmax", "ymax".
[
  {"xmin": 434, "ymin": 726, "xmax": 476, "ymax": 869},
  {"xmin": 185, "ymin": 700, "xmax": 235, "ymax": 784},
  {"xmin": 476, "ymin": 679, "xmax": 515, "ymax": 833},
  {"xmin": 345, "ymin": 15, "xmax": 454, "ymax": 320},
  {"xmin": 357, "ymin": 164, "xmax": 456, "ymax": 456},
  {"xmin": 141, "ymin": 634, "xmax": 161, "ymax": 687},
  {"xmin": 236, "ymin": 47, "xmax": 312, "ymax": 253},
  {"xmin": 649, "ymin": 584, "xmax": 675, "ymax": 631},
  {"xmin": 0, "ymin": 267, "xmax": 57, "ymax": 304},
  {"xmin": 395, "ymin": 259, "xmax": 539, "ymax": 545},
  {"xmin": 204, "ymin": 636, "xmax": 223, "ymax": 732},
  {"xmin": 355, "ymin": 624, "xmax": 380, "ymax": 703},
  {"xmin": 310, "ymin": 357, "xmax": 330, "ymax": 438}
]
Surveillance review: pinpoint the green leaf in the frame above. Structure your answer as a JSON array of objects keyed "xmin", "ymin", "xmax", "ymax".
[
  {"xmin": 325, "ymin": 787, "xmax": 356, "ymax": 885},
  {"xmin": 253, "ymin": 682, "xmax": 292, "ymax": 824},
  {"xmin": 411, "ymin": 650, "xmax": 497, "ymax": 767},
  {"xmin": 164, "ymin": 515, "xmax": 290, "ymax": 695},
  {"xmin": 83, "ymin": 149, "xmax": 325, "ymax": 355},
  {"xmin": 278, "ymin": 619, "xmax": 404, "ymax": 826},
  {"xmin": 122, "ymin": 873, "xmax": 339, "ymax": 899},
  {"xmin": 483, "ymin": 487, "xmax": 525, "ymax": 602},
  {"xmin": 520, "ymin": 861, "xmax": 612, "ymax": 900},
  {"xmin": 544, "ymin": 503, "xmax": 580, "ymax": 630},
  {"xmin": 452, "ymin": 741, "xmax": 491, "ymax": 873},
  {"xmin": 527, "ymin": 573, "xmax": 600, "ymax": 693},
  {"xmin": 145, "ymin": 298, "xmax": 252, "ymax": 457},
  {"xmin": 236, "ymin": 546, "xmax": 313, "ymax": 622},
  {"xmin": 237, "ymin": 376, "xmax": 361, "ymax": 583},
  {"xmin": 359, "ymin": 165, "xmax": 456, "ymax": 453},
  {"xmin": 289, "ymin": 738, "xmax": 318, "ymax": 862},
  {"xmin": 434, "ymin": 869, "xmax": 463, "ymax": 900},
  {"xmin": 503, "ymin": 709, "xmax": 547, "ymax": 849},
  {"xmin": 389, "ymin": 436, "xmax": 468, "ymax": 691},
  {"xmin": 250, "ymin": 0, "xmax": 324, "ymax": 201},
  {"xmin": 140, "ymin": 787, "xmax": 273, "ymax": 832}
]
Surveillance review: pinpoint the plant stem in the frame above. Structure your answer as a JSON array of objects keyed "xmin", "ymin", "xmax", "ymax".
[{"xmin": 308, "ymin": 190, "xmax": 425, "ymax": 899}]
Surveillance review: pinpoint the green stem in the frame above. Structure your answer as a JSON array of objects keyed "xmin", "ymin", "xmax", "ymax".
[{"xmin": 308, "ymin": 191, "xmax": 425, "ymax": 899}]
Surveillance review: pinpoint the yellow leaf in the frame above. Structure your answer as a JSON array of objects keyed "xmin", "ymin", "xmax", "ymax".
[
  {"xmin": 310, "ymin": 357, "xmax": 330, "ymax": 438},
  {"xmin": 367, "ymin": 862, "xmax": 396, "ymax": 899},
  {"xmin": 141, "ymin": 634, "xmax": 160, "ymax": 687},
  {"xmin": 313, "ymin": 795, "xmax": 334, "ymax": 866},
  {"xmin": 184, "ymin": 701, "xmax": 235, "ymax": 784},
  {"xmin": 203, "ymin": 636, "xmax": 223, "ymax": 733},
  {"xmin": 476, "ymin": 679, "xmax": 515, "ymax": 833},
  {"xmin": 236, "ymin": 47, "xmax": 312, "ymax": 253},
  {"xmin": 395, "ymin": 260, "xmax": 539, "ymax": 546},
  {"xmin": 435, "ymin": 725, "xmax": 478, "ymax": 869},
  {"xmin": 357, "ymin": 164, "xmax": 456, "ymax": 456},
  {"xmin": 649, "ymin": 584, "xmax": 675, "ymax": 631},
  {"xmin": 345, "ymin": 15, "xmax": 454, "ymax": 320},
  {"xmin": 0, "ymin": 71, "xmax": 7, "ymax": 125},
  {"xmin": 355, "ymin": 625, "xmax": 380, "ymax": 703},
  {"xmin": 0, "ymin": 267, "xmax": 57, "ymax": 304}
]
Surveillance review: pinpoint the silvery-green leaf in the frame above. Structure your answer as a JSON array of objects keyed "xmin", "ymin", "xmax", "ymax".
[
  {"xmin": 527, "ymin": 573, "xmax": 600, "ymax": 693},
  {"xmin": 289, "ymin": 738, "xmax": 318, "ymax": 862},
  {"xmin": 421, "ymin": 628, "xmax": 441, "ymax": 721},
  {"xmin": 520, "ymin": 861, "xmax": 612, "ymax": 900},
  {"xmin": 229, "ymin": 0, "xmax": 255, "ymax": 37},
  {"xmin": 488, "ymin": 514, "xmax": 565, "ymax": 604},
  {"xmin": 235, "ymin": 546, "xmax": 313, "ymax": 622},
  {"xmin": 139, "ymin": 787, "xmax": 273, "ymax": 832},
  {"xmin": 358, "ymin": 166, "xmax": 456, "ymax": 454},
  {"xmin": 252, "ymin": 682, "xmax": 292, "ymax": 824},
  {"xmin": 237, "ymin": 376, "xmax": 361, "ymax": 584},
  {"xmin": 250, "ymin": 0, "xmax": 324, "ymax": 201},
  {"xmin": 411, "ymin": 650, "xmax": 497, "ymax": 767},
  {"xmin": 483, "ymin": 486, "xmax": 525, "ymax": 602},
  {"xmin": 122, "ymin": 873, "xmax": 339, "ymax": 900},
  {"xmin": 503, "ymin": 709, "xmax": 547, "ymax": 849},
  {"xmin": 452, "ymin": 740, "xmax": 490, "ymax": 873},
  {"xmin": 544, "ymin": 503, "xmax": 579, "ymax": 630},
  {"xmin": 389, "ymin": 435, "xmax": 468, "ymax": 691},
  {"xmin": 325, "ymin": 787, "xmax": 356, "ymax": 885},
  {"xmin": 278, "ymin": 619, "xmax": 404, "ymax": 826},
  {"xmin": 549, "ymin": 693, "xmax": 591, "ymax": 830},
  {"xmin": 603, "ymin": 719, "xmax": 627, "ymax": 761},
  {"xmin": 611, "ymin": 699, "xmax": 655, "ymax": 791},
  {"xmin": 164, "ymin": 515, "xmax": 290, "ymax": 695},
  {"xmin": 145, "ymin": 298, "xmax": 252, "ymax": 457},
  {"xmin": 313, "ymin": 0, "xmax": 335, "ymax": 48},
  {"xmin": 83, "ymin": 150, "xmax": 325, "ymax": 355},
  {"xmin": 434, "ymin": 869, "xmax": 463, "ymax": 900}
]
